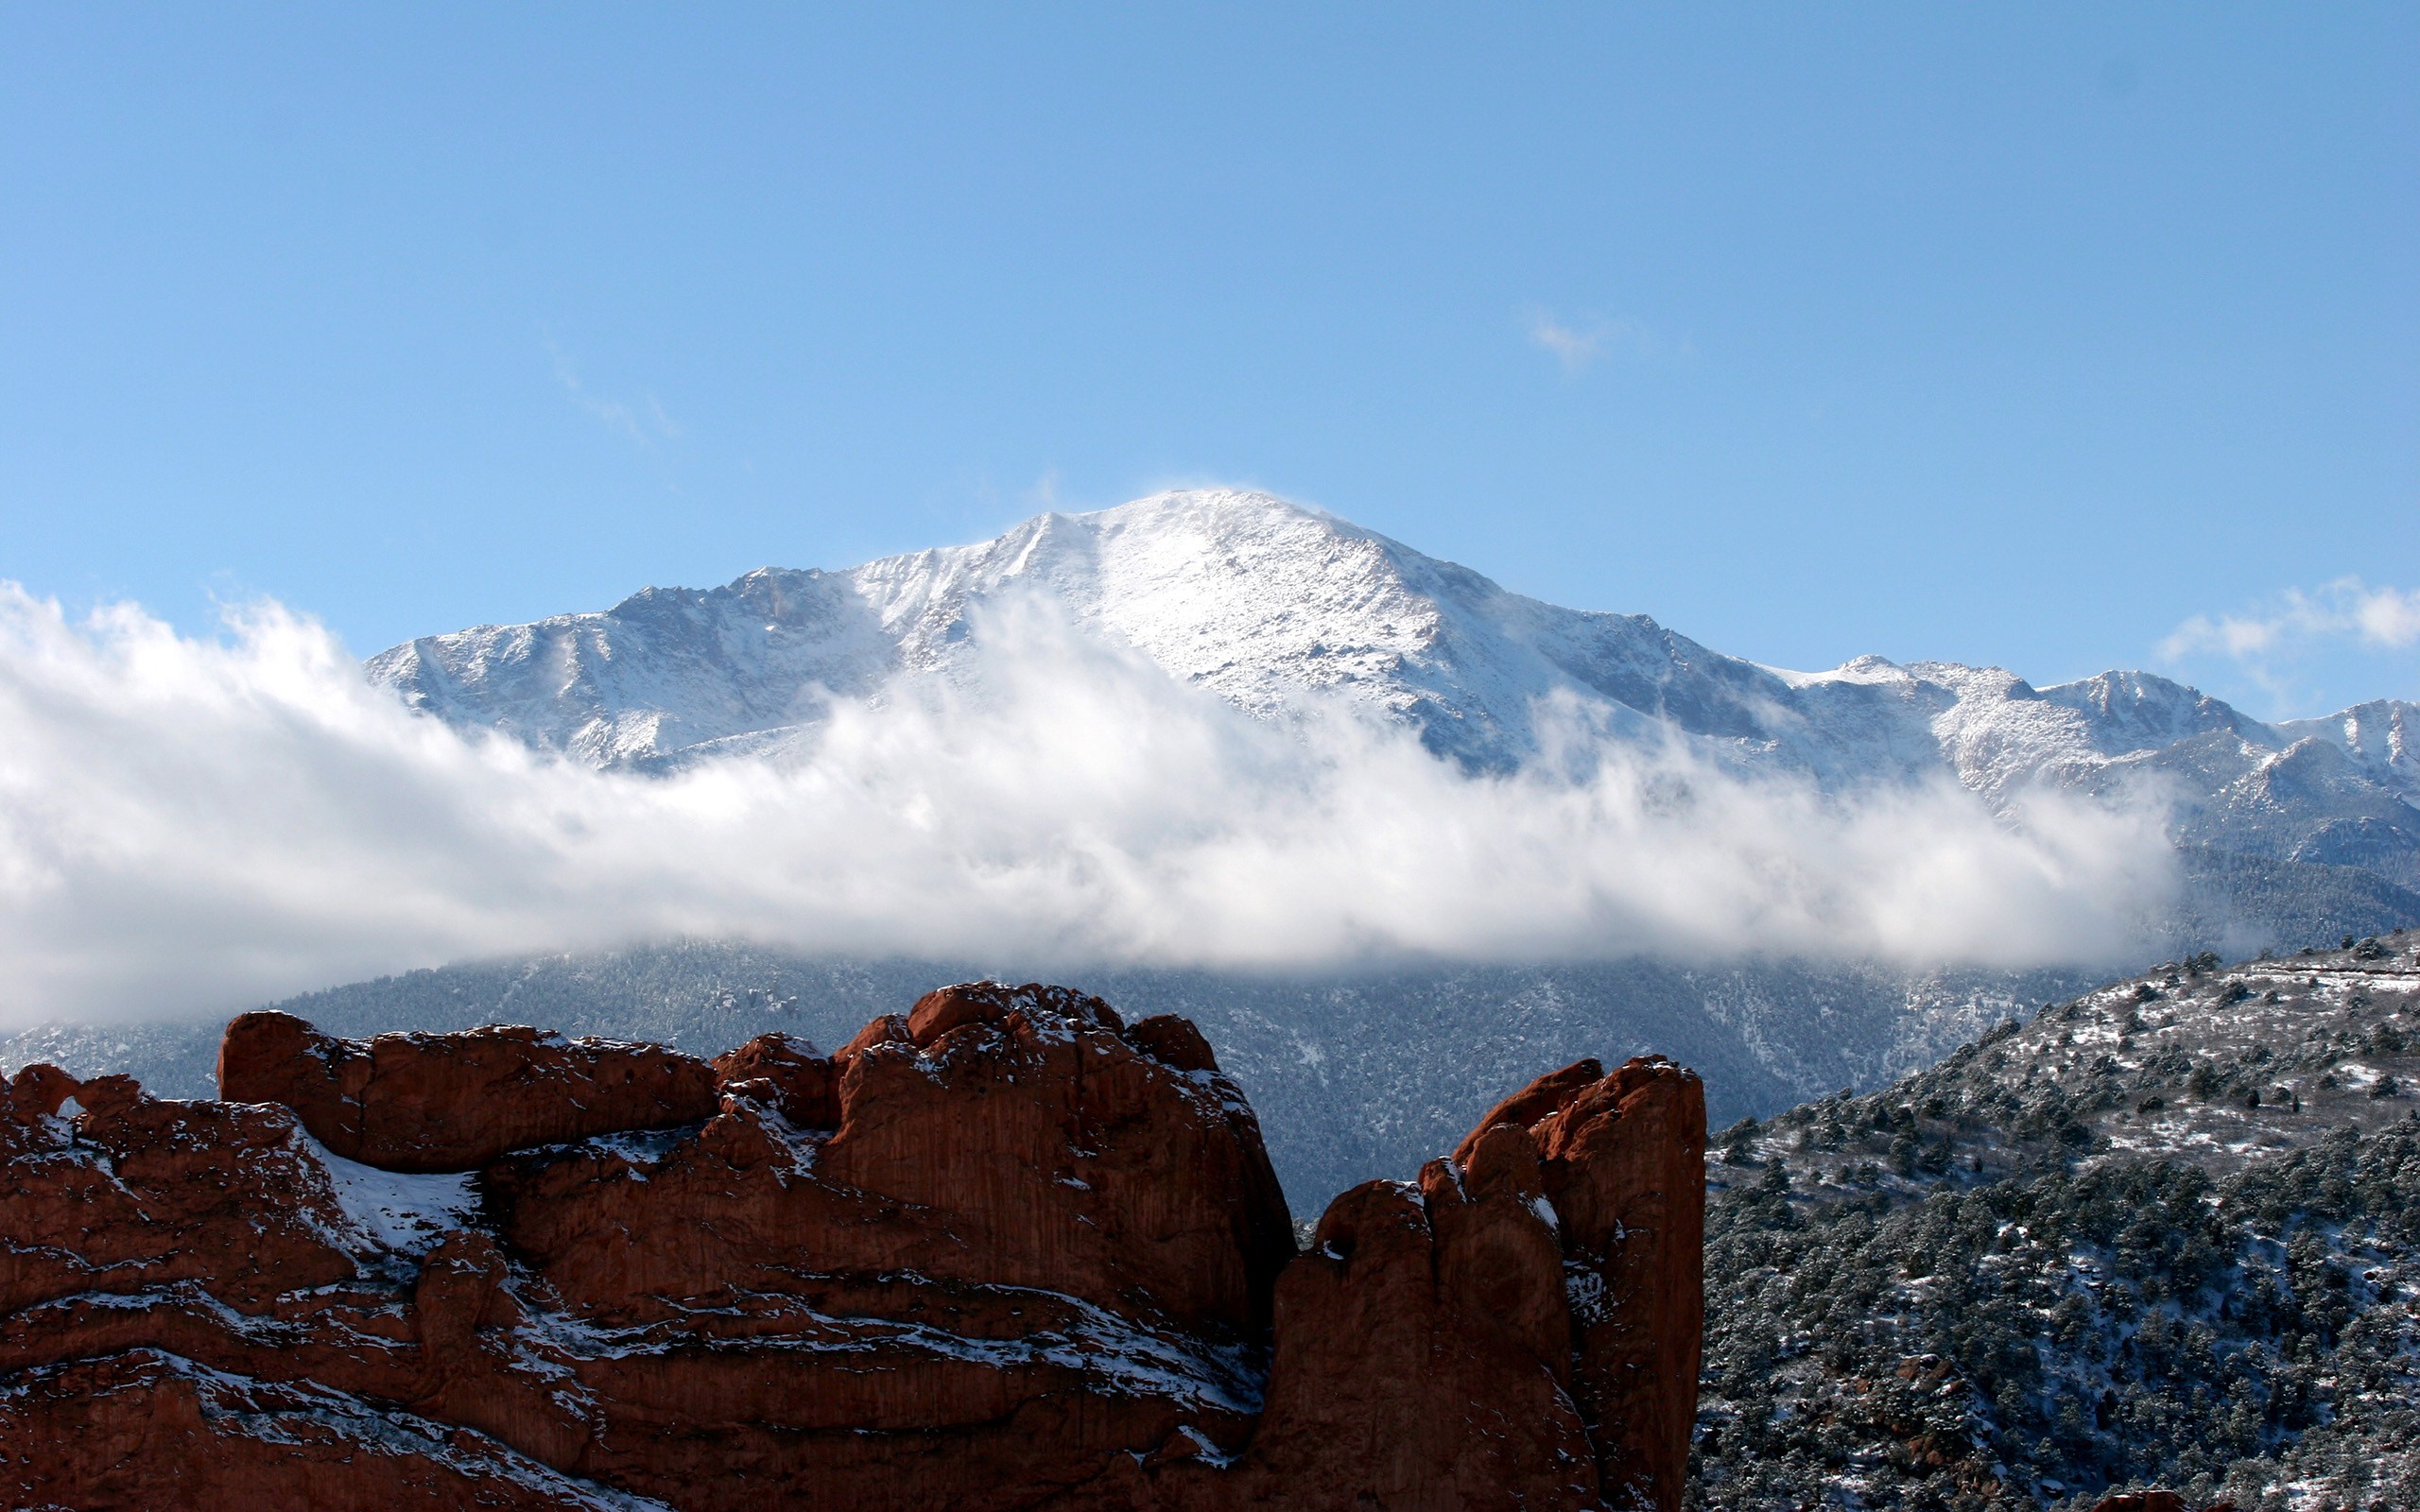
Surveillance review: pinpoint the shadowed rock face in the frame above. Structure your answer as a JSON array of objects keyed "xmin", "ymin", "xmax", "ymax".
[
  {"xmin": 2, "ymin": 984, "xmax": 1703, "ymax": 1511},
  {"xmin": 1460, "ymin": 1056, "xmax": 1709, "ymax": 1512}
]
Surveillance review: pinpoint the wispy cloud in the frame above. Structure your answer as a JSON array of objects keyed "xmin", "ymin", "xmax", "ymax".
[
  {"xmin": 0, "ymin": 585, "xmax": 2179, "ymax": 1026},
  {"xmin": 2161, "ymin": 578, "xmax": 2420, "ymax": 663},
  {"xmin": 1529, "ymin": 312, "xmax": 1616, "ymax": 372},
  {"xmin": 1523, "ymin": 307, "xmax": 1687, "ymax": 373},
  {"xmin": 2157, "ymin": 577, "xmax": 2420, "ymax": 711},
  {"xmin": 548, "ymin": 342, "xmax": 683, "ymax": 444}
]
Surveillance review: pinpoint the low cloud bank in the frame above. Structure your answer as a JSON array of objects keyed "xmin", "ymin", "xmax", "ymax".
[{"xmin": 0, "ymin": 586, "xmax": 2180, "ymax": 1026}]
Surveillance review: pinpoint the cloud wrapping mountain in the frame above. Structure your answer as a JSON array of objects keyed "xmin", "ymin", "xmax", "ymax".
[
  {"xmin": 3, "ymin": 490, "xmax": 2411, "ymax": 1027},
  {"xmin": 0, "ymin": 565, "xmax": 2178, "ymax": 1026}
]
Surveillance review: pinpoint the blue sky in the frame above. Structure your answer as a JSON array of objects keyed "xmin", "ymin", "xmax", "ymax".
[{"xmin": 3, "ymin": 5, "xmax": 2413, "ymax": 717}]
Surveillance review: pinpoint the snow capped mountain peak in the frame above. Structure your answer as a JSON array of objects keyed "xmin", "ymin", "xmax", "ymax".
[
  {"xmin": 2276, "ymin": 697, "xmax": 2420, "ymax": 805},
  {"xmin": 370, "ymin": 487, "xmax": 1771, "ymax": 772},
  {"xmin": 367, "ymin": 490, "xmax": 2420, "ymax": 921},
  {"xmin": 1770, "ymin": 653, "xmax": 1910, "ymax": 688},
  {"xmin": 2038, "ymin": 668, "xmax": 2256, "ymax": 755}
]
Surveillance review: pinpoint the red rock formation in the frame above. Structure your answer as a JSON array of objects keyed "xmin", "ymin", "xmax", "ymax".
[
  {"xmin": 217, "ymin": 1009, "xmax": 720, "ymax": 1171},
  {"xmin": 709, "ymin": 1030, "xmax": 838, "ymax": 1126},
  {"xmin": 0, "ymin": 1352, "xmax": 628, "ymax": 1511},
  {"xmin": 0, "ymin": 1064, "xmax": 357, "ymax": 1316},
  {"xmin": 2, "ymin": 988, "xmax": 1704, "ymax": 1511},
  {"xmin": 1522, "ymin": 1057, "xmax": 1708, "ymax": 1512}
]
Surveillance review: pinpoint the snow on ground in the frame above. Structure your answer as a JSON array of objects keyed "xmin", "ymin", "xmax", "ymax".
[{"xmin": 302, "ymin": 1137, "xmax": 478, "ymax": 1255}]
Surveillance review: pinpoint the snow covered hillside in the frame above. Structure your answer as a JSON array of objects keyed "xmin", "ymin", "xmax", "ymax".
[{"xmin": 372, "ymin": 489, "xmax": 2420, "ymax": 931}]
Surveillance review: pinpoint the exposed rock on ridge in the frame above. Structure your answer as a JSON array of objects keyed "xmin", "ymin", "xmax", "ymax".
[{"xmin": 1, "ymin": 984, "xmax": 1703, "ymax": 1511}]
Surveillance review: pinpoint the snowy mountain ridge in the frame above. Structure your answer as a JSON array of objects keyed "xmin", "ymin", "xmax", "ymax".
[{"xmin": 371, "ymin": 489, "xmax": 2420, "ymax": 908}]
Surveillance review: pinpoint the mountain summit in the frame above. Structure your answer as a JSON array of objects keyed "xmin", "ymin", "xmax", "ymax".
[
  {"xmin": 370, "ymin": 489, "xmax": 1786, "ymax": 774},
  {"xmin": 371, "ymin": 490, "xmax": 2419, "ymax": 936}
]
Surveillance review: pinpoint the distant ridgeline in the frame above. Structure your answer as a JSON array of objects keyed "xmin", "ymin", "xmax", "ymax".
[{"xmin": 1696, "ymin": 930, "xmax": 2420, "ymax": 1512}]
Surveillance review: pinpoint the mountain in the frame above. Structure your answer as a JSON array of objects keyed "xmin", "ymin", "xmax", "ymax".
[
  {"xmin": 1695, "ymin": 928, "xmax": 2420, "ymax": 1511},
  {"xmin": 370, "ymin": 490, "xmax": 2420, "ymax": 914},
  {"xmin": 370, "ymin": 489, "xmax": 1780, "ymax": 775},
  {"xmin": 10, "ymin": 490, "xmax": 2413, "ymax": 1208}
]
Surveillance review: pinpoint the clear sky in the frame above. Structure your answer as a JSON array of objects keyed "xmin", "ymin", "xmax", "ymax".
[{"xmin": 3, "ymin": 5, "xmax": 2413, "ymax": 718}]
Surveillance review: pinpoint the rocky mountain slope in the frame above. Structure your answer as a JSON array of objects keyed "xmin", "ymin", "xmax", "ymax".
[
  {"xmin": 1694, "ymin": 929, "xmax": 2420, "ymax": 1511},
  {"xmin": 0, "ymin": 984, "xmax": 1703, "ymax": 1512},
  {"xmin": 372, "ymin": 490, "xmax": 2420, "ymax": 914}
]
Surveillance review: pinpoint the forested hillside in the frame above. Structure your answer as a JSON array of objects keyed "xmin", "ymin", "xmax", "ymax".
[{"xmin": 1693, "ymin": 931, "xmax": 2420, "ymax": 1511}]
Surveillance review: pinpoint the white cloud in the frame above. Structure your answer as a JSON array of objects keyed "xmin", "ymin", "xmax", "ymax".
[
  {"xmin": 2159, "ymin": 578, "xmax": 2420, "ymax": 689},
  {"xmin": 0, "ymin": 586, "xmax": 2180, "ymax": 1027},
  {"xmin": 2351, "ymin": 585, "xmax": 2420, "ymax": 648},
  {"xmin": 1523, "ymin": 308, "xmax": 1682, "ymax": 373},
  {"xmin": 1529, "ymin": 312, "xmax": 1610, "ymax": 371}
]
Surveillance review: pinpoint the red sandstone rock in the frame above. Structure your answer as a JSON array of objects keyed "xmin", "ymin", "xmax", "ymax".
[
  {"xmin": 833, "ymin": 1009, "xmax": 911, "ymax": 1061},
  {"xmin": 1, "ymin": 1066, "xmax": 358, "ymax": 1314},
  {"xmin": 1, "ymin": 988, "xmax": 1707, "ymax": 1512},
  {"xmin": 486, "ymin": 981, "xmax": 1292, "ymax": 1339},
  {"xmin": 1125, "ymin": 1013, "xmax": 1220, "ymax": 1074},
  {"xmin": 1154, "ymin": 1159, "xmax": 1599, "ymax": 1510},
  {"xmin": 1141, "ymin": 1056, "xmax": 1706, "ymax": 1512},
  {"xmin": 6, "ymin": 1061, "xmax": 77, "ymax": 1120},
  {"xmin": 0, "ymin": 1351, "xmax": 624, "ymax": 1510},
  {"xmin": 1527, "ymin": 1057, "xmax": 1708, "ymax": 1512},
  {"xmin": 219, "ymin": 1008, "xmax": 721, "ymax": 1171},
  {"xmin": 710, "ymin": 1031, "xmax": 838, "ymax": 1126},
  {"xmin": 1453, "ymin": 1057, "xmax": 1607, "ymax": 1166}
]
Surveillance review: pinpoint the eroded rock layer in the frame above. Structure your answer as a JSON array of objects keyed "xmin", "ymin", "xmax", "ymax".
[{"xmin": 2, "ymin": 983, "xmax": 1703, "ymax": 1511}]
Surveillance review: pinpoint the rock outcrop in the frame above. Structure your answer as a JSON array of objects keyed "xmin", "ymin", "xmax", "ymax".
[
  {"xmin": 2, "ymin": 985, "xmax": 1703, "ymax": 1511},
  {"xmin": 217, "ymin": 1010, "xmax": 721, "ymax": 1171}
]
